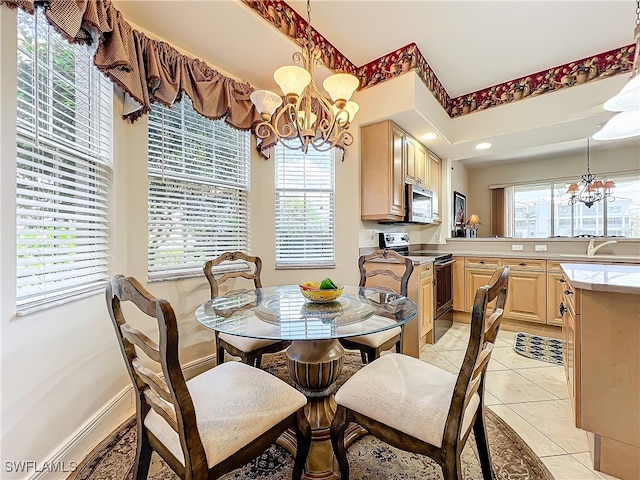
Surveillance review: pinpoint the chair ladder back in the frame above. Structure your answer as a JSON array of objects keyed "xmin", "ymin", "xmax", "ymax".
[
  {"xmin": 359, "ymin": 249, "xmax": 414, "ymax": 297},
  {"xmin": 442, "ymin": 266, "xmax": 510, "ymax": 447},
  {"xmin": 106, "ymin": 275, "xmax": 207, "ymax": 473},
  {"xmin": 204, "ymin": 251, "xmax": 262, "ymax": 299}
]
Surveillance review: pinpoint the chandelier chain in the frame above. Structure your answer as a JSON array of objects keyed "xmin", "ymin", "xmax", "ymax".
[{"xmin": 636, "ymin": 0, "xmax": 640, "ymax": 26}]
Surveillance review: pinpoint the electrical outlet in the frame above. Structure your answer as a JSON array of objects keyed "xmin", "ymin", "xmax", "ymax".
[
  {"xmin": 535, "ymin": 244, "xmax": 548, "ymax": 252},
  {"xmin": 435, "ymin": 234, "xmax": 441, "ymax": 243},
  {"xmin": 511, "ymin": 244, "xmax": 524, "ymax": 251},
  {"xmin": 368, "ymin": 231, "xmax": 377, "ymax": 246}
]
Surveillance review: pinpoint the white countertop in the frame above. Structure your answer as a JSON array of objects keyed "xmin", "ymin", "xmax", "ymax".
[{"xmin": 560, "ymin": 263, "xmax": 640, "ymax": 294}]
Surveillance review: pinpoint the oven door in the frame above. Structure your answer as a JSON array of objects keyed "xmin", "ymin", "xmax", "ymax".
[{"xmin": 434, "ymin": 258, "xmax": 455, "ymax": 318}]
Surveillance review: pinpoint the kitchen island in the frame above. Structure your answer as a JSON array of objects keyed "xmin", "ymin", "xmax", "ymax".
[{"xmin": 560, "ymin": 263, "xmax": 640, "ymax": 480}]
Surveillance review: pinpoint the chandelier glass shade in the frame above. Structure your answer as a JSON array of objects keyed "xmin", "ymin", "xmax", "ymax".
[
  {"xmin": 566, "ymin": 139, "xmax": 615, "ymax": 208},
  {"xmin": 250, "ymin": 0, "xmax": 359, "ymax": 154},
  {"xmin": 594, "ymin": 1, "xmax": 640, "ymax": 140}
]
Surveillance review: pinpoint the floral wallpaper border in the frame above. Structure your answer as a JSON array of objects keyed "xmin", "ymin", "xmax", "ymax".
[{"xmin": 242, "ymin": 0, "xmax": 634, "ymax": 118}]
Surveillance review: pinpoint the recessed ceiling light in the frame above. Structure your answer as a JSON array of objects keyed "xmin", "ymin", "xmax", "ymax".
[
  {"xmin": 421, "ymin": 132, "xmax": 438, "ymax": 141},
  {"xmin": 475, "ymin": 142, "xmax": 492, "ymax": 150}
]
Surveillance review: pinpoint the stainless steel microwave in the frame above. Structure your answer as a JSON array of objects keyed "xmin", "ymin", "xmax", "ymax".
[{"xmin": 406, "ymin": 183, "xmax": 434, "ymax": 224}]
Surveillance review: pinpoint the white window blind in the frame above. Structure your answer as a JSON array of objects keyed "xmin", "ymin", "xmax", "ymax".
[
  {"xmin": 16, "ymin": 10, "xmax": 113, "ymax": 310},
  {"xmin": 275, "ymin": 145, "xmax": 335, "ymax": 268},
  {"xmin": 148, "ymin": 97, "xmax": 250, "ymax": 280}
]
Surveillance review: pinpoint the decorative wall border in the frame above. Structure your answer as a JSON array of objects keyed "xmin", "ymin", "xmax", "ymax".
[{"xmin": 242, "ymin": 0, "xmax": 634, "ymax": 118}]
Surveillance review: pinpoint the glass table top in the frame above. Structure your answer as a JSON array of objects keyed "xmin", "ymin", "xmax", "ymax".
[{"xmin": 195, "ymin": 285, "xmax": 418, "ymax": 342}]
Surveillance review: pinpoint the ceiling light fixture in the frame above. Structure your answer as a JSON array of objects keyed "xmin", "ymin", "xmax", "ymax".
[
  {"xmin": 475, "ymin": 142, "xmax": 492, "ymax": 150},
  {"xmin": 593, "ymin": 0, "xmax": 640, "ymax": 140},
  {"xmin": 421, "ymin": 132, "xmax": 438, "ymax": 141},
  {"xmin": 566, "ymin": 138, "xmax": 615, "ymax": 208},
  {"xmin": 249, "ymin": 0, "xmax": 359, "ymax": 154}
]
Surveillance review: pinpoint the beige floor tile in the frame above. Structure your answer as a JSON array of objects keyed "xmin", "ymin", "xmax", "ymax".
[
  {"xmin": 542, "ymin": 454, "xmax": 601, "ymax": 480},
  {"xmin": 419, "ymin": 349, "xmax": 459, "ymax": 374},
  {"xmin": 491, "ymin": 345, "xmax": 551, "ymax": 369},
  {"xmin": 444, "ymin": 322, "xmax": 470, "ymax": 339},
  {"xmin": 497, "ymin": 329, "xmax": 518, "ymax": 341},
  {"xmin": 517, "ymin": 366, "xmax": 569, "ymax": 399},
  {"xmin": 489, "ymin": 404, "xmax": 566, "ymax": 457},
  {"xmin": 431, "ymin": 333, "xmax": 470, "ymax": 352},
  {"xmin": 438, "ymin": 348, "xmax": 508, "ymax": 372},
  {"xmin": 483, "ymin": 391, "xmax": 501, "ymax": 406},
  {"xmin": 508, "ymin": 400, "xmax": 590, "ymax": 454},
  {"xmin": 485, "ymin": 370, "xmax": 556, "ymax": 403},
  {"xmin": 572, "ymin": 452, "xmax": 621, "ymax": 480}
]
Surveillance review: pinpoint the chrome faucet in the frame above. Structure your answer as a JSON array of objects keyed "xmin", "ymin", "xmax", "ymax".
[{"xmin": 586, "ymin": 239, "xmax": 617, "ymax": 257}]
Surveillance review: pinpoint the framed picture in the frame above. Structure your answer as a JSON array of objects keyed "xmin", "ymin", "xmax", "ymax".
[{"xmin": 453, "ymin": 191, "xmax": 466, "ymax": 231}]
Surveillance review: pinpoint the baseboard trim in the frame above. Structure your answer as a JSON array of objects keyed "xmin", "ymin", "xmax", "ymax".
[
  {"xmin": 28, "ymin": 353, "xmax": 217, "ymax": 480},
  {"xmin": 453, "ymin": 311, "xmax": 562, "ymax": 339}
]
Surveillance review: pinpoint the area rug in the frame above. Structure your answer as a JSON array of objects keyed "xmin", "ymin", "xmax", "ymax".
[
  {"xmin": 69, "ymin": 352, "xmax": 554, "ymax": 480},
  {"xmin": 514, "ymin": 332, "xmax": 564, "ymax": 366}
]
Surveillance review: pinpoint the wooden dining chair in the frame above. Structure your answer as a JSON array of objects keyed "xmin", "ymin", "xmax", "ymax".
[
  {"xmin": 203, "ymin": 251, "xmax": 289, "ymax": 368},
  {"xmin": 331, "ymin": 266, "xmax": 510, "ymax": 480},
  {"xmin": 339, "ymin": 249, "xmax": 414, "ymax": 363},
  {"xmin": 106, "ymin": 275, "xmax": 311, "ymax": 480}
]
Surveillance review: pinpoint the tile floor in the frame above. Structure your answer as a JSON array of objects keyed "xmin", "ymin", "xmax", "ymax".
[{"xmin": 419, "ymin": 322, "xmax": 620, "ymax": 480}]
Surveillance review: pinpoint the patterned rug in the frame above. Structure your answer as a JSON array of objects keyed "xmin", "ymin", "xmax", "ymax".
[
  {"xmin": 68, "ymin": 352, "xmax": 554, "ymax": 480},
  {"xmin": 514, "ymin": 332, "xmax": 564, "ymax": 366}
]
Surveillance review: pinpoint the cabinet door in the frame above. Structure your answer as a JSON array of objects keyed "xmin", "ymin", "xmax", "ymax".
[
  {"xmin": 452, "ymin": 256, "xmax": 465, "ymax": 311},
  {"xmin": 405, "ymin": 137, "xmax": 416, "ymax": 183},
  {"xmin": 416, "ymin": 143, "xmax": 428, "ymax": 186},
  {"xmin": 465, "ymin": 268, "xmax": 498, "ymax": 312},
  {"xmin": 563, "ymin": 301, "xmax": 581, "ymax": 427},
  {"xmin": 427, "ymin": 151, "xmax": 441, "ymax": 221},
  {"xmin": 547, "ymin": 272, "xmax": 566, "ymax": 326},
  {"xmin": 390, "ymin": 124, "xmax": 406, "ymax": 217},
  {"xmin": 504, "ymin": 270, "xmax": 547, "ymax": 323},
  {"xmin": 419, "ymin": 268, "xmax": 434, "ymax": 343}
]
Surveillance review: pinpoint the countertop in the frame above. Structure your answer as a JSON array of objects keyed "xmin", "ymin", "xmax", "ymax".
[
  {"xmin": 410, "ymin": 250, "xmax": 640, "ymax": 264},
  {"xmin": 560, "ymin": 263, "xmax": 640, "ymax": 294}
]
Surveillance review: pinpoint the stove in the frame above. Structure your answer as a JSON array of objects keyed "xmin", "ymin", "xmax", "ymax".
[{"xmin": 378, "ymin": 232, "xmax": 454, "ymax": 343}]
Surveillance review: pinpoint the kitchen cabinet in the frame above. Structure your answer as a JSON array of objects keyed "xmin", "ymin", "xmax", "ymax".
[
  {"xmin": 501, "ymin": 258, "xmax": 547, "ymax": 324},
  {"xmin": 419, "ymin": 263, "xmax": 434, "ymax": 346},
  {"xmin": 360, "ymin": 121, "xmax": 405, "ymax": 221},
  {"xmin": 464, "ymin": 257, "xmax": 501, "ymax": 312},
  {"xmin": 452, "ymin": 255, "xmax": 465, "ymax": 311},
  {"xmin": 405, "ymin": 137, "xmax": 428, "ymax": 187},
  {"xmin": 427, "ymin": 150, "xmax": 441, "ymax": 222},
  {"xmin": 561, "ymin": 265, "xmax": 640, "ymax": 480},
  {"xmin": 547, "ymin": 261, "xmax": 567, "ymax": 326}
]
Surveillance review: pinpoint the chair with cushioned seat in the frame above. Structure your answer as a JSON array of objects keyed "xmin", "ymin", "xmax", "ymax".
[
  {"xmin": 331, "ymin": 266, "xmax": 510, "ymax": 480},
  {"xmin": 203, "ymin": 251, "xmax": 289, "ymax": 368},
  {"xmin": 339, "ymin": 249, "xmax": 414, "ymax": 363},
  {"xmin": 106, "ymin": 274, "xmax": 311, "ymax": 480}
]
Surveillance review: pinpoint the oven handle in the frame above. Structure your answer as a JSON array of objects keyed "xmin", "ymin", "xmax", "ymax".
[{"xmin": 435, "ymin": 258, "xmax": 457, "ymax": 269}]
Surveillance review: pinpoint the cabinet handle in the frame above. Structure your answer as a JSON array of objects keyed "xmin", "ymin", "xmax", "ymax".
[
  {"xmin": 559, "ymin": 302, "xmax": 567, "ymax": 316},
  {"xmin": 479, "ymin": 261, "xmax": 485, "ymax": 264},
  {"xmin": 519, "ymin": 262, "xmax": 527, "ymax": 266},
  {"xmin": 559, "ymin": 278, "xmax": 566, "ymax": 284},
  {"xmin": 564, "ymin": 290, "xmax": 573, "ymax": 296}
]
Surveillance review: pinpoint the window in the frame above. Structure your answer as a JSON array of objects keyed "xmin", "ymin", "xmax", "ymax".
[
  {"xmin": 505, "ymin": 173, "xmax": 640, "ymax": 238},
  {"xmin": 16, "ymin": 10, "xmax": 113, "ymax": 310},
  {"xmin": 275, "ymin": 146, "xmax": 335, "ymax": 268},
  {"xmin": 147, "ymin": 97, "xmax": 250, "ymax": 280}
]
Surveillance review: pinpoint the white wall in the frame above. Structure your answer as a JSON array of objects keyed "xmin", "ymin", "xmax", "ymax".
[{"xmin": 466, "ymin": 145, "xmax": 640, "ymax": 237}]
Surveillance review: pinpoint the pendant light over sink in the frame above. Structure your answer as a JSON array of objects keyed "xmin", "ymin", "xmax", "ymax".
[{"xmin": 250, "ymin": 0, "xmax": 359, "ymax": 154}]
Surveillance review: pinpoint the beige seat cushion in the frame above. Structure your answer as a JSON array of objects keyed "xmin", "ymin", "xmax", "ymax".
[
  {"xmin": 338, "ymin": 316, "xmax": 401, "ymax": 348},
  {"xmin": 335, "ymin": 353, "xmax": 479, "ymax": 447},
  {"xmin": 219, "ymin": 332, "xmax": 281, "ymax": 352},
  {"xmin": 144, "ymin": 361, "xmax": 306, "ymax": 468}
]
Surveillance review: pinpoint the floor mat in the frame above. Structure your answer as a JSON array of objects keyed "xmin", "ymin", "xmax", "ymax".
[{"xmin": 513, "ymin": 332, "xmax": 563, "ymax": 366}]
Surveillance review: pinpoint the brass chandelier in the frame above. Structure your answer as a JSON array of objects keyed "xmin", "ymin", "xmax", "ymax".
[
  {"xmin": 566, "ymin": 139, "xmax": 615, "ymax": 208},
  {"xmin": 249, "ymin": 0, "xmax": 359, "ymax": 154}
]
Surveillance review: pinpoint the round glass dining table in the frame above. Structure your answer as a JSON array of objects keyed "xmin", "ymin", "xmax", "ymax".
[{"xmin": 195, "ymin": 285, "xmax": 417, "ymax": 480}]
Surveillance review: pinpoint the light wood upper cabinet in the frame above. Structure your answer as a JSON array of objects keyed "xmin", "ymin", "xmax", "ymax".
[
  {"xmin": 427, "ymin": 151, "xmax": 441, "ymax": 222},
  {"xmin": 360, "ymin": 121, "xmax": 405, "ymax": 221},
  {"xmin": 415, "ymin": 141, "xmax": 428, "ymax": 187}
]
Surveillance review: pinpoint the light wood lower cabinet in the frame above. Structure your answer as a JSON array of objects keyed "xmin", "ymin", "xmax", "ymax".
[
  {"xmin": 452, "ymin": 256, "xmax": 465, "ymax": 311},
  {"xmin": 562, "ymin": 275, "xmax": 640, "ymax": 480},
  {"xmin": 419, "ymin": 263, "xmax": 434, "ymax": 346},
  {"xmin": 502, "ymin": 259, "xmax": 547, "ymax": 324}
]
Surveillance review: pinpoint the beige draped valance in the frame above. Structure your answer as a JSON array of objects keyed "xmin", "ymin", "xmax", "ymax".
[{"xmin": 1, "ymin": 0, "xmax": 279, "ymax": 158}]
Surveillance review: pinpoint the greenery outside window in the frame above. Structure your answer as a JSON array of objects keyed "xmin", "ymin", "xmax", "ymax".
[
  {"xmin": 275, "ymin": 145, "xmax": 335, "ymax": 268},
  {"xmin": 147, "ymin": 97, "xmax": 250, "ymax": 280},
  {"xmin": 16, "ymin": 10, "xmax": 113, "ymax": 311}
]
